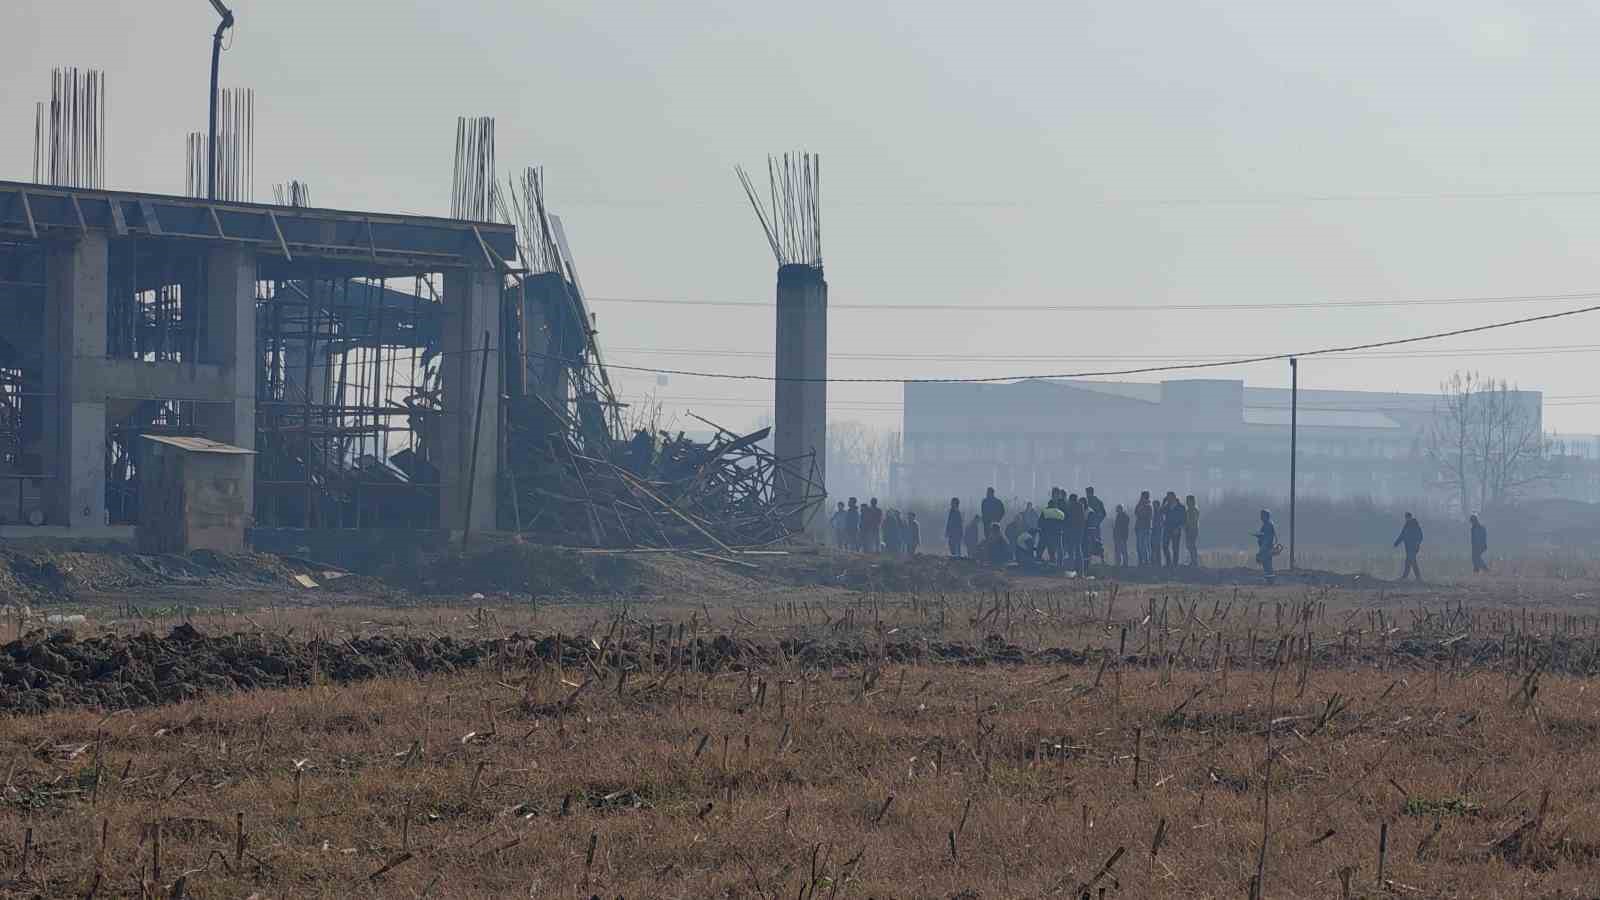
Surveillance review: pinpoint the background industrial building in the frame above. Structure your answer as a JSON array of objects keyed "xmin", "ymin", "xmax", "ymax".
[{"xmin": 897, "ymin": 377, "xmax": 1600, "ymax": 506}]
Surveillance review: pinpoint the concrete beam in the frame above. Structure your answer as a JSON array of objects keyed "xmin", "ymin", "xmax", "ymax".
[
  {"xmin": 440, "ymin": 267, "xmax": 501, "ymax": 533},
  {"xmin": 71, "ymin": 358, "xmax": 232, "ymax": 404}
]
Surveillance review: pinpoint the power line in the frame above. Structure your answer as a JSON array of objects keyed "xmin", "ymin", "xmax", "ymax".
[
  {"xmin": 588, "ymin": 289, "xmax": 1600, "ymax": 313},
  {"xmin": 573, "ymin": 303, "xmax": 1600, "ymax": 384},
  {"xmin": 607, "ymin": 343, "xmax": 1600, "ymax": 364}
]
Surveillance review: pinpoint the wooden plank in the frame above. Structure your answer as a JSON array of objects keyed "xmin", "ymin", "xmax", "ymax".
[
  {"xmin": 471, "ymin": 225, "xmax": 502, "ymax": 271},
  {"xmin": 267, "ymin": 210, "xmax": 293, "ymax": 262},
  {"xmin": 138, "ymin": 200, "xmax": 164, "ymax": 235},
  {"xmin": 107, "ymin": 198, "xmax": 128, "ymax": 235},
  {"xmin": 18, "ymin": 190, "xmax": 37, "ymax": 239}
]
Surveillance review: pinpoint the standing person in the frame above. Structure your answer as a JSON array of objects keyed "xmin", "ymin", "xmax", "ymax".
[
  {"xmin": 1020, "ymin": 501, "xmax": 1039, "ymax": 533},
  {"xmin": 845, "ymin": 498, "xmax": 861, "ymax": 552},
  {"xmin": 1083, "ymin": 487, "xmax": 1107, "ymax": 565},
  {"xmin": 1039, "ymin": 497, "xmax": 1065, "ymax": 568},
  {"xmin": 1394, "ymin": 512, "xmax": 1424, "ymax": 581},
  {"xmin": 1063, "ymin": 493, "xmax": 1084, "ymax": 571},
  {"xmin": 1254, "ymin": 509, "xmax": 1277, "ymax": 583},
  {"xmin": 964, "ymin": 514, "xmax": 983, "ymax": 562},
  {"xmin": 1112, "ymin": 504, "xmax": 1131, "ymax": 567},
  {"xmin": 945, "ymin": 498, "xmax": 964, "ymax": 558},
  {"xmin": 883, "ymin": 510, "xmax": 903, "ymax": 557},
  {"xmin": 1470, "ymin": 513, "xmax": 1489, "ymax": 573},
  {"xmin": 981, "ymin": 488, "xmax": 1006, "ymax": 531},
  {"xmin": 1184, "ymin": 495, "xmax": 1201, "ymax": 567},
  {"xmin": 861, "ymin": 499, "xmax": 883, "ymax": 554},
  {"xmin": 830, "ymin": 502, "xmax": 847, "ymax": 549},
  {"xmin": 1162, "ymin": 492, "xmax": 1185, "ymax": 568},
  {"xmin": 906, "ymin": 512, "xmax": 921, "ymax": 556},
  {"xmin": 1134, "ymin": 491, "xmax": 1154, "ymax": 566}
]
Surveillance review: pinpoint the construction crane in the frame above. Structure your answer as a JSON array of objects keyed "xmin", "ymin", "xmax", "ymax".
[{"xmin": 206, "ymin": 0, "xmax": 235, "ymax": 201}]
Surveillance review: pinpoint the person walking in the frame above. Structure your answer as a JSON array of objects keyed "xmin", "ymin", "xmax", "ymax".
[
  {"xmin": 906, "ymin": 512, "xmax": 921, "ymax": 556},
  {"xmin": 861, "ymin": 499, "xmax": 883, "ymax": 554},
  {"xmin": 945, "ymin": 498, "xmax": 964, "ymax": 558},
  {"xmin": 981, "ymin": 488, "xmax": 1006, "ymax": 531},
  {"xmin": 1134, "ymin": 491, "xmax": 1153, "ymax": 566},
  {"xmin": 1394, "ymin": 512, "xmax": 1424, "ymax": 581},
  {"xmin": 964, "ymin": 514, "xmax": 983, "ymax": 562},
  {"xmin": 1112, "ymin": 504, "xmax": 1131, "ymax": 567},
  {"xmin": 845, "ymin": 498, "xmax": 861, "ymax": 552},
  {"xmin": 1184, "ymin": 495, "xmax": 1201, "ymax": 567},
  {"xmin": 1470, "ymin": 513, "xmax": 1488, "ymax": 573},
  {"xmin": 1020, "ymin": 501, "xmax": 1039, "ymax": 532},
  {"xmin": 830, "ymin": 502, "xmax": 847, "ymax": 549},
  {"xmin": 1254, "ymin": 509, "xmax": 1277, "ymax": 583}
]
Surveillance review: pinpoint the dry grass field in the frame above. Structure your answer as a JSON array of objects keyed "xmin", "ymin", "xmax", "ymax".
[{"xmin": 3, "ymin": 550, "xmax": 1600, "ymax": 898}]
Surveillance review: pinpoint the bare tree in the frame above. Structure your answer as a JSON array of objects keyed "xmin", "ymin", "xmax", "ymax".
[
  {"xmin": 827, "ymin": 421, "xmax": 900, "ymax": 501},
  {"xmin": 1427, "ymin": 371, "xmax": 1550, "ymax": 514}
]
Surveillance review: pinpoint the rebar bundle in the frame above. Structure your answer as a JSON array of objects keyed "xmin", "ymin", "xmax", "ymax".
[
  {"xmin": 501, "ymin": 166, "xmax": 564, "ymax": 276},
  {"xmin": 451, "ymin": 117, "xmax": 496, "ymax": 221},
  {"xmin": 273, "ymin": 180, "xmax": 312, "ymax": 207},
  {"xmin": 185, "ymin": 88, "xmax": 254, "ymax": 201},
  {"xmin": 32, "ymin": 67, "xmax": 107, "ymax": 189},
  {"xmin": 736, "ymin": 152, "xmax": 822, "ymax": 267}
]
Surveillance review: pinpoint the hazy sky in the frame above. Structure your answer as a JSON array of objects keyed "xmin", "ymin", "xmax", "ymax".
[{"xmin": 7, "ymin": 0, "xmax": 1600, "ymax": 436}]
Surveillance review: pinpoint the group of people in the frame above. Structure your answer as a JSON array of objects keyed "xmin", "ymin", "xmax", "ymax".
[
  {"xmin": 829, "ymin": 497, "xmax": 920, "ymax": 556},
  {"xmin": 940, "ymin": 486, "xmax": 1204, "ymax": 573},
  {"xmin": 832, "ymin": 487, "xmax": 1494, "ymax": 585}
]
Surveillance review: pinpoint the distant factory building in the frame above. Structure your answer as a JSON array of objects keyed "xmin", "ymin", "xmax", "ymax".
[{"xmin": 897, "ymin": 378, "xmax": 1555, "ymax": 504}]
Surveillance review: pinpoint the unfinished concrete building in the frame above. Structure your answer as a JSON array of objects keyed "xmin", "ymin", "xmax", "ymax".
[{"xmin": 0, "ymin": 178, "xmax": 518, "ymax": 537}]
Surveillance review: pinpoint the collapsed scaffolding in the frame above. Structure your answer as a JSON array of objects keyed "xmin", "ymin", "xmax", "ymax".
[
  {"xmin": 491, "ymin": 151, "xmax": 826, "ymax": 548},
  {"xmin": 245, "ymin": 118, "xmax": 826, "ymax": 546}
]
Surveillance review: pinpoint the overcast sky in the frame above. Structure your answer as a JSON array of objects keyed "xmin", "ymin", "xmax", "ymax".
[{"xmin": 6, "ymin": 0, "xmax": 1600, "ymax": 437}]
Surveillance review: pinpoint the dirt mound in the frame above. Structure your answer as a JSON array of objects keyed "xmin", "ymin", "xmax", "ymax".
[
  {"xmin": 0, "ymin": 546, "xmax": 308, "ymax": 604},
  {"xmin": 0, "ymin": 625, "xmax": 509, "ymax": 714}
]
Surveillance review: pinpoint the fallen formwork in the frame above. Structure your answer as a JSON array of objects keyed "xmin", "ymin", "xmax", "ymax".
[{"xmin": 499, "ymin": 400, "xmax": 825, "ymax": 551}]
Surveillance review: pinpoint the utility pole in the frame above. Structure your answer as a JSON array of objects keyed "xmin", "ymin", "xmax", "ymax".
[
  {"xmin": 206, "ymin": 0, "xmax": 235, "ymax": 200},
  {"xmin": 1289, "ymin": 356, "xmax": 1298, "ymax": 571}
]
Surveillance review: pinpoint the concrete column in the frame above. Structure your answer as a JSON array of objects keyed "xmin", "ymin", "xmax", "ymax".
[
  {"xmin": 43, "ymin": 232, "xmax": 109, "ymax": 527},
  {"xmin": 774, "ymin": 264, "xmax": 827, "ymax": 525},
  {"xmin": 197, "ymin": 246, "xmax": 258, "ymax": 519},
  {"xmin": 440, "ymin": 266, "xmax": 501, "ymax": 533},
  {"xmin": 199, "ymin": 246, "xmax": 258, "ymax": 447}
]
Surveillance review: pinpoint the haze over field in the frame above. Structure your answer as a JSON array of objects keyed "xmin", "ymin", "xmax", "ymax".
[{"xmin": 6, "ymin": 0, "xmax": 1600, "ymax": 434}]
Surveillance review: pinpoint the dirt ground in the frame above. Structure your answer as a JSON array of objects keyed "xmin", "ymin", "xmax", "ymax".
[{"xmin": 2, "ymin": 541, "xmax": 1600, "ymax": 896}]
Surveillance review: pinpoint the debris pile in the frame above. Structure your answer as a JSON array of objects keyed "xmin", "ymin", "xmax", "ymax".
[{"xmin": 499, "ymin": 403, "xmax": 824, "ymax": 551}]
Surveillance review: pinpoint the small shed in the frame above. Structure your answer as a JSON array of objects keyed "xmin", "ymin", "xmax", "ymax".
[{"xmin": 137, "ymin": 435, "xmax": 255, "ymax": 554}]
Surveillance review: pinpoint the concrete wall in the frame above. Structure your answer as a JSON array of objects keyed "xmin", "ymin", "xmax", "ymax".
[{"xmin": 774, "ymin": 264, "xmax": 827, "ymax": 520}]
